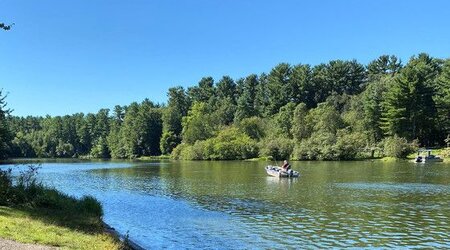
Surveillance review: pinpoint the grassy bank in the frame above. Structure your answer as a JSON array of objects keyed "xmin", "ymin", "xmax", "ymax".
[
  {"xmin": 0, "ymin": 206, "xmax": 120, "ymax": 249},
  {"xmin": 137, "ymin": 155, "xmax": 171, "ymax": 161},
  {"xmin": 0, "ymin": 165, "xmax": 123, "ymax": 249}
]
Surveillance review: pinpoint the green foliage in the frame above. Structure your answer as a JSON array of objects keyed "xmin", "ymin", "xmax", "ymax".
[
  {"xmin": 381, "ymin": 135, "xmax": 418, "ymax": 158},
  {"xmin": 292, "ymin": 129, "xmax": 366, "ymax": 161},
  {"xmin": 187, "ymin": 77, "xmax": 215, "ymax": 103},
  {"xmin": 159, "ymin": 131, "xmax": 180, "ymax": 155},
  {"xmin": 216, "ymin": 76, "xmax": 236, "ymax": 100},
  {"xmin": 238, "ymin": 117, "xmax": 266, "ymax": 140},
  {"xmin": 292, "ymin": 132, "xmax": 336, "ymax": 160},
  {"xmin": 0, "ymin": 90, "xmax": 12, "ymax": 159},
  {"xmin": 55, "ymin": 140, "xmax": 75, "ymax": 157},
  {"xmin": 381, "ymin": 53, "xmax": 441, "ymax": 145},
  {"xmin": 367, "ymin": 55, "xmax": 402, "ymax": 80},
  {"xmin": 171, "ymin": 127, "xmax": 258, "ymax": 160},
  {"xmin": 273, "ymin": 102, "xmax": 296, "ymax": 138},
  {"xmin": 162, "ymin": 87, "xmax": 189, "ymax": 135},
  {"xmin": 434, "ymin": 59, "xmax": 450, "ymax": 140},
  {"xmin": 234, "ymin": 74, "xmax": 261, "ymax": 122},
  {"xmin": 0, "ymin": 168, "xmax": 13, "ymax": 205},
  {"xmin": 266, "ymin": 63, "xmax": 292, "ymax": 115},
  {"xmin": 107, "ymin": 100, "xmax": 162, "ymax": 158},
  {"xmin": 291, "ymin": 103, "xmax": 310, "ymax": 141},
  {"xmin": 209, "ymin": 128, "xmax": 258, "ymax": 160},
  {"xmin": 89, "ymin": 137, "xmax": 110, "ymax": 158},
  {"xmin": 308, "ymin": 102, "xmax": 343, "ymax": 134},
  {"xmin": 182, "ymin": 102, "xmax": 216, "ymax": 144},
  {"xmin": 333, "ymin": 130, "xmax": 367, "ymax": 160},
  {"xmin": 259, "ymin": 137, "xmax": 293, "ymax": 161}
]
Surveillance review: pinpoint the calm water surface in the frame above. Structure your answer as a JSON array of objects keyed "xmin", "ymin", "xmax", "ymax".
[{"xmin": 2, "ymin": 160, "xmax": 450, "ymax": 249}]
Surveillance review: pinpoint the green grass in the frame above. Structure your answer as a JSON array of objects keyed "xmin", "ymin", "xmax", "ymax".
[
  {"xmin": 0, "ymin": 166, "xmax": 125, "ymax": 249},
  {"xmin": 137, "ymin": 155, "xmax": 171, "ymax": 160},
  {"xmin": 0, "ymin": 205, "xmax": 121, "ymax": 250}
]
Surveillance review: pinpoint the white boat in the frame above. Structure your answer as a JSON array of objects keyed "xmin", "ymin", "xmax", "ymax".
[
  {"xmin": 414, "ymin": 149, "xmax": 444, "ymax": 163},
  {"xmin": 265, "ymin": 165, "xmax": 299, "ymax": 178}
]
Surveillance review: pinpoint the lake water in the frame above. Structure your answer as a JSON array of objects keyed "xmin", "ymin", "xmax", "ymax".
[{"xmin": 2, "ymin": 160, "xmax": 450, "ymax": 249}]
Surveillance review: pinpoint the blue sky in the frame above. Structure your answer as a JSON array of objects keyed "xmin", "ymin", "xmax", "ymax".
[{"xmin": 1, "ymin": 0, "xmax": 449, "ymax": 116}]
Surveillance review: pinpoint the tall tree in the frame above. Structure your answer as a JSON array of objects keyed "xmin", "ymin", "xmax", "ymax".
[
  {"xmin": 181, "ymin": 102, "xmax": 216, "ymax": 144},
  {"xmin": 367, "ymin": 55, "xmax": 402, "ymax": 80},
  {"xmin": 187, "ymin": 77, "xmax": 215, "ymax": 103},
  {"xmin": 274, "ymin": 102, "xmax": 296, "ymax": 138},
  {"xmin": 434, "ymin": 59, "xmax": 450, "ymax": 141},
  {"xmin": 160, "ymin": 87, "xmax": 189, "ymax": 154},
  {"xmin": 381, "ymin": 54, "xmax": 441, "ymax": 145},
  {"xmin": 216, "ymin": 76, "xmax": 236, "ymax": 102},
  {"xmin": 290, "ymin": 64, "xmax": 314, "ymax": 107},
  {"xmin": 358, "ymin": 77, "xmax": 392, "ymax": 142},
  {"xmin": 0, "ymin": 91, "xmax": 12, "ymax": 159},
  {"xmin": 291, "ymin": 103, "xmax": 310, "ymax": 141},
  {"xmin": 266, "ymin": 63, "xmax": 292, "ymax": 115},
  {"xmin": 234, "ymin": 74, "xmax": 259, "ymax": 122}
]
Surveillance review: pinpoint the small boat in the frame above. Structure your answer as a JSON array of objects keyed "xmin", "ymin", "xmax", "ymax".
[
  {"xmin": 414, "ymin": 149, "xmax": 444, "ymax": 163},
  {"xmin": 265, "ymin": 165, "xmax": 299, "ymax": 178}
]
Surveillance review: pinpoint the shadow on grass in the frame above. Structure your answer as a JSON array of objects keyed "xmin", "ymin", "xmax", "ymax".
[
  {"xmin": 9, "ymin": 189, "xmax": 105, "ymax": 235},
  {"xmin": 0, "ymin": 206, "xmax": 14, "ymax": 217},
  {"xmin": 16, "ymin": 205, "xmax": 105, "ymax": 234}
]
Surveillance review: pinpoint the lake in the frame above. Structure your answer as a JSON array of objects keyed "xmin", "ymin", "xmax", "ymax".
[{"xmin": 2, "ymin": 160, "xmax": 450, "ymax": 249}]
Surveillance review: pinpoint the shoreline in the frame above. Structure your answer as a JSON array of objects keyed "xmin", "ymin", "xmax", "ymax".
[
  {"xmin": 2, "ymin": 156, "xmax": 449, "ymax": 163},
  {"xmin": 103, "ymin": 222, "xmax": 145, "ymax": 250}
]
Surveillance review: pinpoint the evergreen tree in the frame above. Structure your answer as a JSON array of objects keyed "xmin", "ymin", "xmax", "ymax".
[
  {"xmin": 381, "ymin": 54, "xmax": 441, "ymax": 145},
  {"xmin": 160, "ymin": 87, "xmax": 189, "ymax": 153},
  {"xmin": 435, "ymin": 59, "xmax": 450, "ymax": 141},
  {"xmin": 216, "ymin": 76, "xmax": 236, "ymax": 101},
  {"xmin": 187, "ymin": 77, "xmax": 215, "ymax": 103},
  {"xmin": 0, "ymin": 91, "xmax": 12, "ymax": 159},
  {"xmin": 266, "ymin": 63, "xmax": 292, "ymax": 115},
  {"xmin": 367, "ymin": 55, "xmax": 402, "ymax": 80},
  {"xmin": 234, "ymin": 74, "xmax": 259, "ymax": 122}
]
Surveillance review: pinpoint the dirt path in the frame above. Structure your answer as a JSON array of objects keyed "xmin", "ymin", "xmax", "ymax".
[{"xmin": 0, "ymin": 238, "xmax": 58, "ymax": 250}]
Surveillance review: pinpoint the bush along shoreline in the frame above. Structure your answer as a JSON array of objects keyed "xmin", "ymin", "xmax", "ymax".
[{"xmin": 0, "ymin": 165, "xmax": 135, "ymax": 249}]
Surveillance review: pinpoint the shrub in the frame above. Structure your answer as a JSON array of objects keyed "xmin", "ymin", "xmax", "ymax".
[
  {"xmin": 259, "ymin": 137, "xmax": 293, "ymax": 160},
  {"xmin": 333, "ymin": 130, "xmax": 366, "ymax": 160},
  {"xmin": 160, "ymin": 131, "xmax": 181, "ymax": 155},
  {"xmin": 238, "ymin": 117, "xmax": 266, "ymax": 140},
  {"xmin": 381, "ymin": 135, "xmax": 418, "ymax": 158},
  {"xmin": 171, "ymin": 143, "xmax": 187, "ymax": 160},
  {"xmin": 171, "ymin": 127, "xmax": 259, "ymax": 160},
  {"xmin": 78, "ymin": 196, "xmax": 103, "ymax": 217},
  {"xmin": 292, "ymin": 132, "xmax": 336, "ymax": 160},
  {"xmin": 0, "ymin": 168, "xmax": 13, "ymax": 205},
  {"xmin": 210, "ymin": 128, "xmax": 258, "ymax": 160}
]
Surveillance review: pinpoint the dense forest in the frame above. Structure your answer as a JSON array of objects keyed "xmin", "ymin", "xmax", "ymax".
[{"xmin": 1, "ymin": 53, "xmax": 450, "ymax": 160}]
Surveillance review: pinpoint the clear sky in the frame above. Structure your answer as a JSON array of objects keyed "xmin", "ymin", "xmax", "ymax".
[{"xmin": 1, "ymin": 0, "xmax": 449, "ymax": 116}]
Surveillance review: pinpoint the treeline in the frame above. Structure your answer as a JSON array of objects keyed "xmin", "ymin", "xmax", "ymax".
[{"xmin": 2, "ymin": 53, "xmax": 450, "ymax": 160}]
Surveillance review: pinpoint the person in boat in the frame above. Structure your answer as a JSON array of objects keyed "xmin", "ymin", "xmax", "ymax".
[{"xmin": 280, "ymin": 160, "xmax": 291, "ymax": 172}]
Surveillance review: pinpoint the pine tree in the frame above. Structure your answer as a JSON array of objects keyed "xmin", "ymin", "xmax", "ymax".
[{"xmin": 0, "ymin": 91, "xmax": 12, "ymax": 159}]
